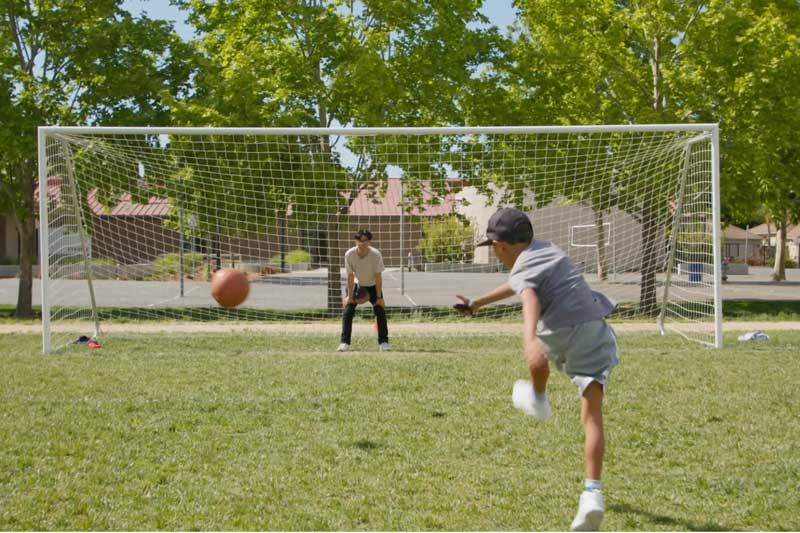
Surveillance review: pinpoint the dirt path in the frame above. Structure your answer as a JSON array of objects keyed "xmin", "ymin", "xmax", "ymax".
[{"xmin": 3, "ymin": 321, "xmax": 800, "ymax": 335}]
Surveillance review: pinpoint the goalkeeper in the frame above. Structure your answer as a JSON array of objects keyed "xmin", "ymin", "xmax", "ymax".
[
  {"xmin": 337, "ymin": 229, "xmax": 390, "ymax": 353},
  {"xmin": 454, "ymin": 208, "xmax": 618, "ymax": 532}
]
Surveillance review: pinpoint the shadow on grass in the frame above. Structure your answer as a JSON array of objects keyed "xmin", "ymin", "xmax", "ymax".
[
  {"xmin": 609, "ymin": 502, "xmax": 735, "ymax": 531},
  {"xmin": 722, "ymin": 299, "xmax": 800, "ymax": 319},
  {"xmin": 353, "ymin": 439, "xmax": 383, "ymax": 451}
]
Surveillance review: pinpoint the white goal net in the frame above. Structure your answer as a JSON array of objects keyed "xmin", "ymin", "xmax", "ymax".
[{"xmin": 37, "ymin": 125, "xmax": 721, "ymax": 352}]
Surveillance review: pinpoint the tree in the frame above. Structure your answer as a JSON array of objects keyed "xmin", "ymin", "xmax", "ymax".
[
  {"xmin": 0, "ymin": 0, "xmax": 193, "ymax": 317},
  {"xmin": 488, "ymin": 0, "xmax": 713, "ymax": 313},
  {"xmin": 170, "ymin": 0, "xmax": 502, "ymax": 313},
  {"xmin": 418, "ymin": 216, "xmax": 476, "ymax": 263},
  {"xmin": 679, "ymin": 0, "xmax": 800, "ymax": 281}
]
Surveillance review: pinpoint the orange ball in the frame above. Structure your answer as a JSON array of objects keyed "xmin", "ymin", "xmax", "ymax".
[{"xmin": 210, "ymin": 268, "xmax": 249, "ymax": 308}]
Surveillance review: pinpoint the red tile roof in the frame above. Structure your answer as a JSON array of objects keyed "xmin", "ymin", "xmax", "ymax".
[
  {"xmin": 348, "ymin": 178, "xmax": 459, "ymax": 217},
  {"xmin": 86, "ymin": 190, "xmax": 170, "ymax": 217},
  {"xmin": 38, "ymin": 176, "xmax": 460, "ymax": 219},
  {"xmin": 36, "ymin": 176, "xmax": 169, "ymax": 217}
]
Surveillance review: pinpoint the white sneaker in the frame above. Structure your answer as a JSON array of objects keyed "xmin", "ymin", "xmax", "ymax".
[
  {"xmin": 570, "ymin": 490, "xmax": 604, "ymax": 531},
  {"xmin": 379, "ymin": 342, "xmax": 390, "ymax": 352},
  {"xmin": 512, "ymin": 379, "xmax": 551, "ymax": 420},
  {"xmin": 337, "ymin": 343, "xmax": 350, "ymax": 352}
]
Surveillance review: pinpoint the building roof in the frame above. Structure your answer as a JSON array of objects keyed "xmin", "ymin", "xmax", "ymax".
[
  {"xmin": 36, "ymin": 176, "xmax": 170, "ymax": 217},
  {"xmin": 347, "ymin": 178, "xmax": 459, "ymax": 217},
  {"xmin": 86, "ymin": 190, "xmax": 170, "ymax": 217},
  {"xmin": 749, "ymin": 222, "xmax": 799, "ymax": 239},
  {"xmin": 38, "ymin": 176, "xmax": 459, "ymax": 219},
  {"xmin": 723, "ymin": 225, "xmax": 757, "ymax": 240}
]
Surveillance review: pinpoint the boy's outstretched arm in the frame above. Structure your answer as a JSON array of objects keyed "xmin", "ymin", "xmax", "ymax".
[{"xmin": 454, "ymin": 282, "xmax": 514, "ymax": 316}]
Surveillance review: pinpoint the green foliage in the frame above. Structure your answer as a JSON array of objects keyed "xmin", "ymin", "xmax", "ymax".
[
  {"xmin": 679, "ymin": 1, "xmax": 800, "ymax": 276},
  {"xmin": 162, "ymin": 0, "xmax": 502, "ymax": 309},
  {"xmin": 284, "ymin": 249, "xmax": 312, "ymax": 265},
  {"xmin": 418, "ymin": 216, "xmax": 476, "ymax": 263},
  {"xmin": 271, "ymin": 249, "xmax": 312, "ymax": 266},
  {"xmin": 149, "ymin": 252, "xmax": 205, "ymax": 281},
  {"xmin": 167, "ymin": 0, "xmax": 502, "ymax": 213},
  {"xmin": 681, "ymin": 1, "xmax": 800, "ymax": 224},
  {"xmin": 1, "ymin": 0, "xmax": 193, "ymax": 313},
  {"xmin": 161, "ymin": 135, "xmax": 346, "ymax": 240},
  {"xmin": 89, "ymin": 257, "xmax": 116, "ymax": 268}
]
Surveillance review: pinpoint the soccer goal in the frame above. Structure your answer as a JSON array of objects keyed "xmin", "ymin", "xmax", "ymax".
[{"xmin": 37, "ymin": 125, "xmax": 722, "ymax": 352}]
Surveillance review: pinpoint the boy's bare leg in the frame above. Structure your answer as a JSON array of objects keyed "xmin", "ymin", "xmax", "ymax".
[
  {"xmin": 525, "ymin": 339, "xmax": 550, "ymax": 395},
  {"xmin": 581, "ymin": 381, "xmax": 604, "ymax": 480},
  {"xmin": 570, "ymin": 380, "xmax": 605, "ymax": 531}
]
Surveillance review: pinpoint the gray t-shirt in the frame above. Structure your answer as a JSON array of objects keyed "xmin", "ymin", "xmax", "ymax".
[
  {"xmin": 508, "ymin": 240, "xmax": 615, "ymax": 332},
  {"xmin": 345, "ymin": 246, "xmax": 385, "ymax": 287}
]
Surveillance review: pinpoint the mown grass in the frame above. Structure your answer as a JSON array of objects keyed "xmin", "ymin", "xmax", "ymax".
[
  {"xmin": 1, "ymin": 331, "xmax": 799, "ymax": 530},
  {"xmin": 721, "ymin": 299, "xmax": 800, "ymax": 321}
]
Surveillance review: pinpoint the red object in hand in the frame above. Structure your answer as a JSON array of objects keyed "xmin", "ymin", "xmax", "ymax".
[
  {"xmin": 354, "ymin": 286, "xmax": 369, "ymax": 304},
  {"xmin": 453, "ymin": 295, "xmax": 473, "ymax": 316}
]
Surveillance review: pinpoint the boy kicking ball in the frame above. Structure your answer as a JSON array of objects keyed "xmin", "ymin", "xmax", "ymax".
[{"xmin": 455, "ymin": 208, "xmax": 618, "ymax": 531}]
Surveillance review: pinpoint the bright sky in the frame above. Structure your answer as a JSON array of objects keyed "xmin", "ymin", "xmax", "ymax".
[{"xmin": 121, "ymin": 0, "xmax": 518, "ymax": 40}]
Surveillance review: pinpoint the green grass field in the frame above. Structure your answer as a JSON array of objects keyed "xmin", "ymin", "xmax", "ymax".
[{"xmin": 1, "ymin": 331, "xmax": 799, "ymax": 530}]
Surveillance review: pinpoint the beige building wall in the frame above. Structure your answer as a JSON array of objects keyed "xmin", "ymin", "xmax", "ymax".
[{"xmin": 456, "ymin": 188, "xmax": 666, "ymax": 273}]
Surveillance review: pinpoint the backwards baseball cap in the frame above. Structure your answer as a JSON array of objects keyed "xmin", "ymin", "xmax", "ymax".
[{"xmin": 476, "ymin": 208, "xmax": 534, "ymax": 247}]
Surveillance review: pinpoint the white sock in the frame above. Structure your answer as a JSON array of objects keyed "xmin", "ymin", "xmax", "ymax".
[{"xmin": 584, "ymin": 479, "xmax": 602, "ymax": 493}]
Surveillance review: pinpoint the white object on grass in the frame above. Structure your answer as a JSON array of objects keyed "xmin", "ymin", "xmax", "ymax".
[{"xmin": 737, "ymin": 331, "xmax": 769, "ymax": 341}]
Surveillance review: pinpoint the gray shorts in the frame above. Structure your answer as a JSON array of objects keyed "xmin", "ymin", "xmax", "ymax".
[{"xmin": 538, "ymin": 319, "xmax": 619, "ymax": 396}]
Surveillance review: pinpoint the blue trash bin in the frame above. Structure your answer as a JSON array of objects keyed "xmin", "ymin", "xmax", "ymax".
[{"xmin": 688, "ymin": 262, "xmax": 704, "ymax": 283}]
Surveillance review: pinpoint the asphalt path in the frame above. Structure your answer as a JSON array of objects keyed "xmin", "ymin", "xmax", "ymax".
[{"xmin": 1, "ymin": 267, "xmax": 798, "ymax": 310}]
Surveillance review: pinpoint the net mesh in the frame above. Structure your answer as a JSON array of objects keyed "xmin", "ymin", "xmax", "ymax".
[{"xmin": 39, "ymin": 127, "xmax": 719, "ymax": 350}]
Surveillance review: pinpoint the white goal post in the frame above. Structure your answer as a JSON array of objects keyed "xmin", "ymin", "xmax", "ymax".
[{"xmin": 37, "ymin": 124, "xmax": 722, "ymax": 353}]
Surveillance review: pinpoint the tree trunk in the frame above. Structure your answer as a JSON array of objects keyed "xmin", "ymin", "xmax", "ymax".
[
  {"xmin": 325, "ymin": 205, "xmax": 343, "ymax": 315},
  {"xmin": 772, "ymin": 215, "xmax": 787, "ymax": 281},
  {"xmin": 322, "ymin": 225, "xmax": 343, "ymax": 316},
  {"xmin": 639, "ymin": 201, "xmax": 660, "ymax": 315},
  {"xmin": 279, "ymin": 214, "xmax": 287, "ymax": 272},
  {"xmin": 765, "ymin": 217, "xmax": 773, "ymax": 265},
  {"xmin": 214, "ymin": 224, "xmax": 221, "ymax": 271},
  {"xmin": 14, "ymin": 161, "xmax": 36, "ymax": 318},
  {"xmin": 595, "ymin": 209, "xmax": 608, "ymax": 281},
  {"xmin": 315, "ymin": 85, "xmax": 343, "ymax": 314},
  {"xmin": 639, "ymin": 36, "xmax": 664, "ymax": 314},
  {"xmin": 650, "ymin": 36, "xmax": 663, "ymax": 112}
]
